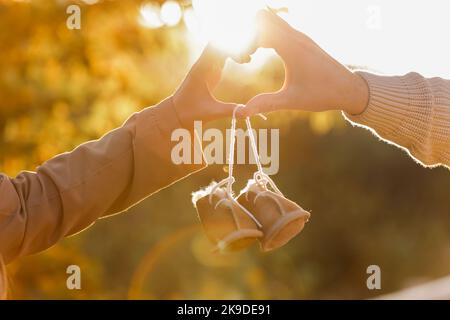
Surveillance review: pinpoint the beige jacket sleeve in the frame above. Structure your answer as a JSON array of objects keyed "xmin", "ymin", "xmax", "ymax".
[
  {"xmin": 0, "ymin": 97, "xmax": 205, "ymax": 264},
  {"xmin": 344, "ymin": 71, "xmax": 450, "ymax": 168}
]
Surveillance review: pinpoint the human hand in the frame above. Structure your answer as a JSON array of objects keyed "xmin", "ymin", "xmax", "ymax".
[
  {"xmin": 239, "ymin": 10, "xmax": 369, "ymax": 117},
  {"xmin": 172, "ymin": 44, "xmax": 240, "ymax": 127}
]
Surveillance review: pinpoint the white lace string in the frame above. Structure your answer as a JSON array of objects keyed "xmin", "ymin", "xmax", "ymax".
[
  {"xmin": 226, "ymin": 105, "xmax": 242, "ymax": 195},
  {"xmin": 245, "ymin": 117, "xmax": 264, "ymax": 175},
  {"xmin": 208, "ymin": 105, "xmax": 243, "ymax": 203},
  {"xmin": 245, "ymin": 116, "xmax": 284, "ymax": 197},
  {"xmin": 207, "ymin": 105, "xmax": 262, "ymax": 227}
]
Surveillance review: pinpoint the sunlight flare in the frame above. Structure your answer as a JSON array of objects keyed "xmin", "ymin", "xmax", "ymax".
[
  {"xmin": 139, "ymin": 3, "xmax": 163, "ymax": 29},
  {"xmin": 191, "ymin": 0, "xmax": 266, "ymax": 56},
  {"xmin": 160, "ymin": 0, "xmax": 182, "ymax": 27}
]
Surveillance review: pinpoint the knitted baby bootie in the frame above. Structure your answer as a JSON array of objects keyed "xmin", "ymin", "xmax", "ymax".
[
  {"xmin": 192, "ymin": 181, "xmax": 263, "ymax": 252},
  {"xmin": 237, "ymin": 177, "xmax": 310, "ymax": 252}
]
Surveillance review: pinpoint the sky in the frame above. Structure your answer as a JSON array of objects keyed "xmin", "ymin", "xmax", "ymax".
[
  {"xmin": 139, "ymin": 0, "xmax": 450, "ymax": 78},
  {"xmin": 280, "ymin": 0, "xmax": 450, "ymax": 77}
]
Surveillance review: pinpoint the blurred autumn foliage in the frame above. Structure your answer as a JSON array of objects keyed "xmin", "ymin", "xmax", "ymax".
[{"xmin": 1, "ymin": 0, "xmax": 449, "ymax": 299}]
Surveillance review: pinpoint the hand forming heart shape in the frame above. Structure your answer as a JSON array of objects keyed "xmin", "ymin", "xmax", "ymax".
[{"xmin": 172, "ymin": 9, "xmax": 369, "ymax": 128}]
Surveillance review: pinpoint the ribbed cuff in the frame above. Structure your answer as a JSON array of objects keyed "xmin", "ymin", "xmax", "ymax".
[{"xmin": 343, "ymin": 71, "xmax": 435, "ymax": 165}]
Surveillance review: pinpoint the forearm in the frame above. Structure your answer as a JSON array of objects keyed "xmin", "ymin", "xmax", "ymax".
[
  {"xmin": 343, "ymin": 71, "xmax": 450, "ymax": 168},
  {"xmin": 0, "ymin": 97, "xmax": 205, "ymax": 263}
]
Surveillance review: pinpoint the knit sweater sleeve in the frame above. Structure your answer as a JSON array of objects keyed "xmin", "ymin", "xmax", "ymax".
[{"xmin": 343, "ymin": 71, "xmax": 450, "ymax": 168}]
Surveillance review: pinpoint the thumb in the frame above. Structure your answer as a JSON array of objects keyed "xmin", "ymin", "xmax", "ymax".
[
  {"xmin": 204, "ymin": 100, "xmax": 239, "ymax": 123},
  {"xmin": 238, "ymin": 92, "xmax": 286, "ymax": 118}
]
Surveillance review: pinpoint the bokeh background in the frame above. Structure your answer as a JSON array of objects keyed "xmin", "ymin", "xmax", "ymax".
[{"xmin": 1, "ymin": 0, "xmax": 449, "ymax": 299}]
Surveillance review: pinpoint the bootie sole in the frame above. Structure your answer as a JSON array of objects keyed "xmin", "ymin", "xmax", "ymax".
[
  {"xmin": 214, "ymin": 228, "xmax": 263, "ymax": 252},
  {"xmin": 260, "ymin": 210, "xmax": 310, "ymax": 252}
]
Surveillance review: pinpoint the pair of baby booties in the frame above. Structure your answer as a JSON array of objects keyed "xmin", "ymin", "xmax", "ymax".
[
  {"xmin": 192, "ymin": 177, "xmax": 310, "ymax": 252},
  {"xmin": 192, "ymin": 107, "xmax": 310, "ymax": 253}
]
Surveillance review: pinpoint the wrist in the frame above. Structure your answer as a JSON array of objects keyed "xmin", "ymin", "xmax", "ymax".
[
  {"xmin": 344, "ymin": 72, "xmax": 369, "ymax": 115},
  {"xmin": 172, "ymin": 90, "xmax": 194, "ymax": 128}
]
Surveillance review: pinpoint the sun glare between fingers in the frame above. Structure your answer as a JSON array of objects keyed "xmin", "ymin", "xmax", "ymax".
[{"xmin": 191, "ymin": 0, "xmax": 266, "ymax": 56}]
